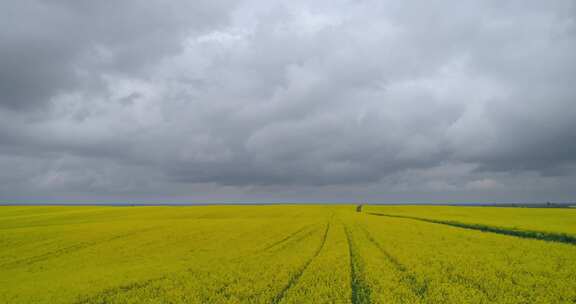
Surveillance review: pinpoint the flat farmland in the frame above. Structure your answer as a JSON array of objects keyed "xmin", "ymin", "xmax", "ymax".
[{"xmin": 0, "ymin": 205, "xmax": 575, "ymax": 303}]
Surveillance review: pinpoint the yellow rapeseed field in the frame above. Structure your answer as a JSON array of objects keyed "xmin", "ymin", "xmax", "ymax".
[
  {"xmin": 0, "ymin": 205, "xmax": 575, "ymax": 303},
  {"xmin": 365, "ymin": 205, "xmax": 576, "ymax": 236}
]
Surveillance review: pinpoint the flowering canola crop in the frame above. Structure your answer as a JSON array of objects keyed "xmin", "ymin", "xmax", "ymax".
[{"xmin": 0, "ymin": 205, "xmax": 575, "ymax": 303}]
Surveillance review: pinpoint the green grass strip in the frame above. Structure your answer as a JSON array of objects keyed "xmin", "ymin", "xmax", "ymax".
[{"xmin": 367, "ymin": 212, "xmax": 576, "ymax": 245}]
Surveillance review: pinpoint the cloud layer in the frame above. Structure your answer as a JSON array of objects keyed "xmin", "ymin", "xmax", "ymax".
[{"xmin": 1, "ymin": 0, "xmax": 575, "ymax": 203}]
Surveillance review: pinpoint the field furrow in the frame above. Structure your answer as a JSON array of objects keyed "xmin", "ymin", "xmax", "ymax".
[
  {"xmin": 365, "ymin": 205, "xmax": 576, "ymax": 237},
  {"xmin": 367, "ymin": 212, "xmax": 576, "ymax": 245},
  {"xmin": 0, "ymin": 227, "xmax": 159, "ymax": 270},
  {"xmin": 358, "ymin": 225, "xmax": 429, "ymax": 300},
  {"xmin": 344, "ymin": 224, "xmax": 371, "ymax": 304},
  {"xmin": 272, "ymin": 221, "xmax": 331, "ymax": 304},
  {"xmin": 261, "ymin": 223, "xmax": 316, "ymax": 251}
]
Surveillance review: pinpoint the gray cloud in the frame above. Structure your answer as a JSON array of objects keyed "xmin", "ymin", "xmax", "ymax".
[
  {"xmin": 0, "ymin": 0, "xmax": 233, "ymax": 110},
  {"xmin": 1, "ymin": 0, "xmax": 575, "ymax": 203}
]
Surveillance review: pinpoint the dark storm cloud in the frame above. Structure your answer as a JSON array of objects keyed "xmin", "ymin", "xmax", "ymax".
[
  {"xmin": 0, "ymin": 0, "xmax": 233, "ymax": 110},
  {"xmin": 1, "ymin": 0, "xmax": 575, "ymax": 202}
]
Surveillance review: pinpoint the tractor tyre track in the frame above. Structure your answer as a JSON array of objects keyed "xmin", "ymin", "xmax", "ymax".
[
  {"xmin": 271, "ymin": 221, "xmax": 331, "ymax": 304},
  {"xmin": 0, "ymin": 227, "xmax": 158, "ymax": 270},
  {"xmin": 358, "ymin": 225, "xmax": 428, "ymax": 299},
  {"xmin": 367, "ymin": 212, "xmax": 576, "ymax": 245},
  {"xmin": 344, "ymin": 224, "xmax": 371, "ymax": 304}
]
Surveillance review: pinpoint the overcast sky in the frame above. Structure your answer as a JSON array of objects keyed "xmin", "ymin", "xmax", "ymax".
[{"xmin": 1, "ymin": 0, "xmax": 575, "ymax": 204}]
